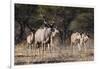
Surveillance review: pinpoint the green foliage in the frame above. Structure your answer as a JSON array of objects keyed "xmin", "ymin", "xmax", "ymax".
[
  {"xmin": 69, "ymin": 13, "xmax": 94, "ymax": 33},
  {"xmin": 15, "ymin": 4, "xmax": 94, "ymax": 44}
]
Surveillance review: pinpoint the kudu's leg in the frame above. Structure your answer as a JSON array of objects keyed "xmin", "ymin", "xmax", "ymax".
[
  {"xmin": 84, "ymin": 43, "xmax": 87, "ymax": 52},
  {"xmin": 71, "ymin": 42, "xmax": 74, "ymax": 56},
  {"xmin": 34, "ymin": 42, "xmax": 38, "ymax": 57},
  {"xmin": 78, "ymin": 43, "xmax": 81, "ymax": 52},
  {"xmin": 41, "ymin": 42, "xmax": 44, "ymax": 60},
  {"xmin": 27, "ymin": 43, "xmax": 31, "ymax": 64}
]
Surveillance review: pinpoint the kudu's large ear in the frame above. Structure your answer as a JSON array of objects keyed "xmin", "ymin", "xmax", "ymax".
[
  {"xmin": 50, "ymin": 23, "xmax": 55, "ymax": 28},
  {"xmin": 55, "ymin": 25, "xmax": 58, "ymax": 29},
  {"xmin": 43, "ymin": 19, "xmax": 50, "ymax": 28},
  {"xmin": 43, "ymin": 19, "xmax": 47, "ymax": 24},
  {"xmin": 42, "ymin": 15, "xmax": 47, "ymax": 24}
]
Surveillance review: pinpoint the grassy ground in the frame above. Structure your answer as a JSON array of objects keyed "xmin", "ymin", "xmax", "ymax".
[{"xmin": 14, "ymin": 39, "xmax": 94, "ymax": 65}]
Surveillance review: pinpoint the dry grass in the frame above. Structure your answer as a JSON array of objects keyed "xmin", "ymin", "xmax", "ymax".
[{"xmin": 14, "ymin": 39, "xmax": 94, "ymax": 65}]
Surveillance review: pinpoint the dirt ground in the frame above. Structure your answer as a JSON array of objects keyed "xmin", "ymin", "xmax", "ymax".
[{"xmin": 14, "ymin": 39, "xmax": 94, "ymax": 65}]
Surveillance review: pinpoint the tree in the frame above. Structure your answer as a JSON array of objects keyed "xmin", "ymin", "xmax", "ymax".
[{"xmin": 15, "ymin": 4, "xmax": 94, "ymax": 44}]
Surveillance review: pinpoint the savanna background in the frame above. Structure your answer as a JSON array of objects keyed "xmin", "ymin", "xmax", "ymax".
[{"xmin": 14, "ymin": 3, "xmax": 94, "ymax": 65}]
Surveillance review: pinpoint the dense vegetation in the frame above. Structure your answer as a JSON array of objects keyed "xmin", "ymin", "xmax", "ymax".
[{"xmin": 15, "ymin": 4, "xmax": 94, "ymax": 44}]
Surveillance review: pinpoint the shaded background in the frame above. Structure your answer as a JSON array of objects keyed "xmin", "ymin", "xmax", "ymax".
[{"xmin": 15, "ymin": 3, "xmax": 94, "ymax": 46}]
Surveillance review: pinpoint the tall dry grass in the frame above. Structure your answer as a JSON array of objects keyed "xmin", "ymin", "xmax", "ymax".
[{"xmin": 15, "ymin": 38, "xmax": 94, "ymax": 65}]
